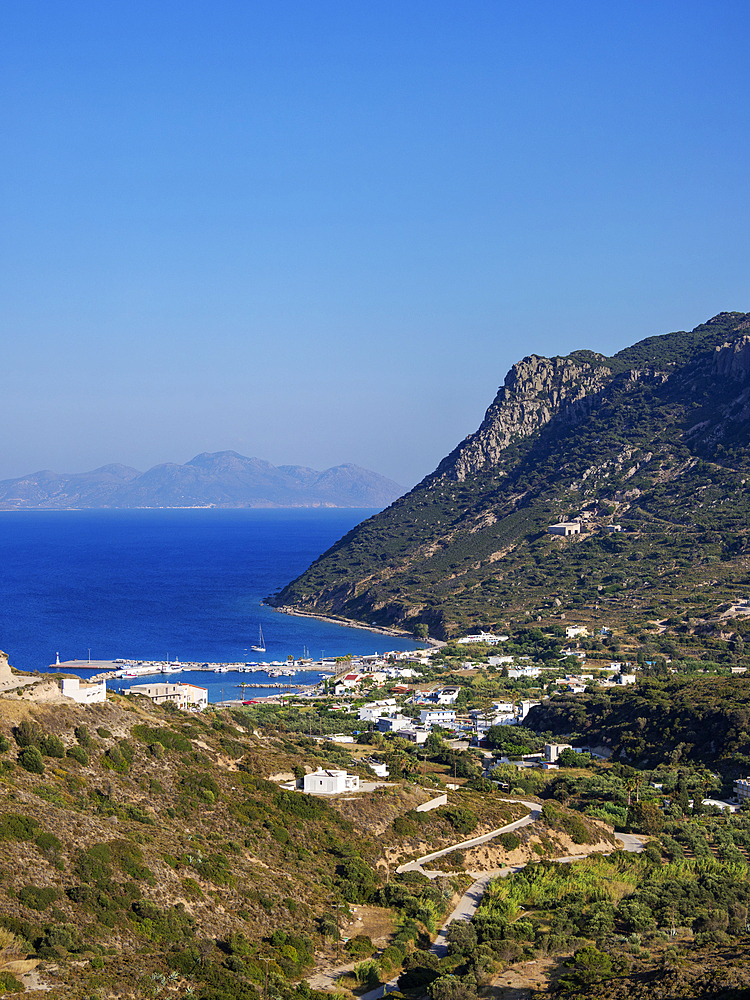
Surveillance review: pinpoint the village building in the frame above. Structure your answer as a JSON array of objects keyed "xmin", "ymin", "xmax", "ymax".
[
  {"xmin": 545, "ymin": 742, "xmax": 573, "ymax": 763},
  {"xmin": 419, "ymin": 708, "xmax": 457, "ymax": 728},
  {"xmin": 126, "ymin": 681, "xmax": 208, "ymax": 711},
  {"xmin": 456, "ymin": 632, "xmax": 509, "ymax": 645},
  {"xmin": 376, "ymin": 715, "xmax": 412, "ymax": 733},
  {"xmin": 358, "ymin": 698, "xmax": 398, "ymax": 722},
  {"xmin": 61, "ymin": 676, "xmax": 107, "ymax": 704},
  {"xmin": 303, "ymin": 769, "xmax": 360, "ymax": 794},
  {"xmin": 565, "ymin": 625, "xmax": 588, "ymax": 639},
  {"xmin": 547, "ymin": 521, "xmax": 581, "ymax": 536}
]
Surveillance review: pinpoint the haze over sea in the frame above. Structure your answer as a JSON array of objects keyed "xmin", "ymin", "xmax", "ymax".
[{"xmin": 0, "ymin": 509, "xmax": 423, "ymax": 702}]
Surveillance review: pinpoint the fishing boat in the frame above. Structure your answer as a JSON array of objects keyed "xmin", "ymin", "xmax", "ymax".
[{"xmin": 251, "ymin": 625, "xmax": 266, "ymax": 653}]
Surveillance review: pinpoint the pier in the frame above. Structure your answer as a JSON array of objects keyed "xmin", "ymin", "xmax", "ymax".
[{"xmin": 50, "ymin": 657, "xmax": 333, "ymax": 688}]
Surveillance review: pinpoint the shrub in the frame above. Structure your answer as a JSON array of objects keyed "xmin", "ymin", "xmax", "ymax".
[
  {"xmin": 102, "ymin": 741, "xmax": 134, "ymax": 773},
  {"xmin": 441, "ymin": 807, "xmax": 478, "ymax": 835},
  {"xmin": 181, "ymin": 877, "xmax": 203, "ymax": 901},
  {"xmin": 393, "ymin": 816, "xmax": 417, "ymax": 838},
  {"xmin": 18, "ymin": 746, "xmax": 44, "ymax": 774},
  {"xmin": 0, "ymin": 735, "xmax": 10, "ymax": 753},
  {"xmin": 66, "ymin": 746, "xmax": 89, "ymax": 766},
  {"xmin": 345, "ymin": 935, "xmax": 375, "ymax": 959},
  {"xmin": 96, "ymin": 728, "xmax": 112, "ymax": 739},
  {"xmin": 74, "ymin": 725, "xmax": 92, "ymax": 747},
  {"xmin": 354, "ymin": 959, "xmax": 380, "ymax": 987},
  {"xmin": 13, "ymin": 719, "xmax": 41, "ymax": 748},
  {"xmin": 132, "ymin": 725, "xmax": 191, "ymax": 752},
  {"xmin": 35, "ymin": 831, "xmax": 62, "ymax": 855},
  {"xmin": 0, "ymin": 971, "xmax": 23, "ymax": 993},
  {"xmin": 0, "ymin": 814, "xmax": 39, "ymax": 841},
  {"xmin": 498, "ymin": 832, "xmax": 521, "ymax": 851},
  {"xmin": 18, "ymin": 885, "xmax": 60, "ymax": 911},
  {"xmin": 38, "ymin": 734, "xmax": 65, "ymax": 759}
]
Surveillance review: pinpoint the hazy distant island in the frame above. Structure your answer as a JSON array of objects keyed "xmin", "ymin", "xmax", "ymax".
[{"xmin": 0, "ymin": 451, "xmax": 405, "ymax": 510}]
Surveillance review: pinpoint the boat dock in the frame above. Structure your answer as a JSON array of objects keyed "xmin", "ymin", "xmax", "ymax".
[{"xmin": 49, "ymin": 657, "xmax": 332, "ymax": 688}]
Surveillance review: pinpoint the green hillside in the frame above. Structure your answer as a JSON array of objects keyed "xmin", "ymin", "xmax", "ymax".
[{"xmin": 272, "ymin": 312, "xmax": 750, "ymax": 638}]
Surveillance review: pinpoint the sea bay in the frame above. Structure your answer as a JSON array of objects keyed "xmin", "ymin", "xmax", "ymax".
[{"xmin": 0, "ymin": 508, "xmax": 423, "ymax": 701}]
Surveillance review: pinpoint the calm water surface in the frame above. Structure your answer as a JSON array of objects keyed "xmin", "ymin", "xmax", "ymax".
[{"xmin": 0, "ymin": 509, "xmax": 422, "ymax": 701}]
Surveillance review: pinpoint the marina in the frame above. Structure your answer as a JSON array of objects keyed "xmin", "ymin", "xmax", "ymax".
[
  {"xmin": 50, "ymin": 656, "xmax": 338, "ymax": 679},
  {"xmin": 47, "ymin": 656, "xmax": 340, "ymax": 705}
]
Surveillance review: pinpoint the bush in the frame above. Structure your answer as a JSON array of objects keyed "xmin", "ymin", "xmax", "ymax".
[
  {"xmin": 102, "ymin": 741, "xmax": 134, "ymax": 773},
  {"xmin": 97, "ymin": 727, "xmax": 112, "ymax": 738},
  {"xmin": 38, "ymin": 734, "xmax": 65, "ymax": 759},
  {"xmin": 0, "ymin": 735, "xmax": 10, "ymax": 753},
  {"xmin": 498, "ymin": 832, "xmax": 521, "ymax": 851},
  {"xmin": 345, "ymin": 935, "xmax": 376, "ymax": 959},
  {"xmin": 35, "ymin": 831, "xmax": 62, "ymax": 855},
  {"xmin": 18, "ymin": 746, "xmax": 44, "ymax": 774},
  {"xmin": 74, "ymin": 725, "xmax": 92, "ymax": 747},
  {"xmin": 0, "ymin": 971, "xmax": 23, "ymax": 993},
  {"xmin": 441, "ymin": 806, "xmax": 478, "ymax": 835},
  {"xmin": 132, "ymin": 725, "xmax": 191, "ymax": 752},
  {"xmin": 393, "ymin": 816, "xmax": 418, "ymax": 838},
  {"xmin": 13, "ymin": 719, "xmax": 41, "ymax": 748},
  {"xmin": 354, "ymin": 959, "xmax": 380, "ymax": 988},
  {"xmin": 66, "ymin": 745, "xmax": 89, "ymax": 766},
  {"xmin": 0, "ymin": 814, "xmax": 39, "ymax": 841},
  {"xmin": 18, "ymin": 885, "xmax": 60, "ymax": 911}
]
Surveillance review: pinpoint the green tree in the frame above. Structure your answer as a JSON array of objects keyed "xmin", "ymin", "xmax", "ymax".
[
  {"xmin": 565, "ymin": 945, "xmax": 613, "ymax": 985},
  {"xmin": 18, "ymin": 746, "xmax": 44, "ymax": 774},
  {"xmin": 628, "ymin": 800, "xmax": 664, "ymax": 835}
]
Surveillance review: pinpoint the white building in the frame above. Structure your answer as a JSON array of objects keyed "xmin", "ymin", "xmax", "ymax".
[
  {"xmin": 127, "ymin": 682, "xmax": 208, "ymax": 711},
  {"xmin": 398, "ymin": 727, "xmax": 430, "ymax": 744},
  {"xmin": 517, "ymin": 700, "xmax": 540, "ymax": 721},
  {"xmin": 419, "ymin": 708, "xmax": 456, "ymax": 728},
  {"xmin": 61, "ymin": 677, "xmax": 107, "ymax": 705},
  {"xmin": 376, "ymin": 715, "xmax": 412, "ymax": 733},
  {"xmin": 364, "ymin": 758, "xmax": 389, "ymax": 778},
  {"xmin": 456, "ymin": 632, "xmax": 509, "ymax": 645},
  {"xmin": 565, "ymin": 625, "xmax": 588, "ymax": 639},
  {"xmin": 303, "ymin": 769, "xmax": 360, "ymax": 794},
  {"xmin": 359, "ymin": 698, "xmax": 397, "ymax": 722},
  {"xmin": 434, "ymin": 686, "xmax": 461, "ymax": 705},
  {"xmin": 545, "ymin": 743, "xmax": 572, "ymax": 763},
  {"xmin": 547, "ymin": 521, "xmax": 581, "ymax": 536},
  {"xmin": 507, "ymin": 666, "xmax": 541, "ymax": 679}
]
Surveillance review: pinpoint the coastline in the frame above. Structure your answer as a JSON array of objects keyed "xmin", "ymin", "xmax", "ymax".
[{"xmin": 271, "ymin": 603, "xmax": 443, "ymax": 647}]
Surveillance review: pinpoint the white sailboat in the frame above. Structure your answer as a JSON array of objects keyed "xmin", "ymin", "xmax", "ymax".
[{"xmin": 251, "ymin": 625, "xmax": 266, "ymax": 653}]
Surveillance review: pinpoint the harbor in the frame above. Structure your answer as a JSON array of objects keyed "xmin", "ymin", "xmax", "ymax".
[{"xmin": 47, "ymin": 656, "xmax": 339, "ymax": 705}]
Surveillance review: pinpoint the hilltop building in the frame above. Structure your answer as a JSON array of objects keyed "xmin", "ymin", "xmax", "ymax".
[
  {"xmin": 61, "ymin": 677, "xmax": 107, "ymax": 705},
  {"xmin": 303, "ymin": 769, "xmax": 359, "ymax": 794},
  {"xmin": 127, "ymin": 681, "xmax": 208, "ymax": 711},
  {"xmin": 547, "ymin": 522, "xmax": 581, "ymax": 536}
]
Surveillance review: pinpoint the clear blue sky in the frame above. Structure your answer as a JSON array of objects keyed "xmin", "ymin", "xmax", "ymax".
[{"xmin": 2, "ymin": 1, "xmax": 749, "ymax": 487}]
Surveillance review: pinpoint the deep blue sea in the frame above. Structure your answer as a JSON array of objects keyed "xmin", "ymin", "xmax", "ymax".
[{"xmin": 0, "ymin": 509, "xmax": 422, "ymax": 702}]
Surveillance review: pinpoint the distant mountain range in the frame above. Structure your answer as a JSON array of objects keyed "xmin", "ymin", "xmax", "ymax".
[{"xmin": 0, "ymin": 452, "xmax": 404, "ymax": 509}]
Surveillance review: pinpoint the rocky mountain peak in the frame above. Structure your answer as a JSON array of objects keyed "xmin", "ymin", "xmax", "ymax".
[{"xmin": 436, "ymin": 353, "xmax": 612, "ymax": 482}]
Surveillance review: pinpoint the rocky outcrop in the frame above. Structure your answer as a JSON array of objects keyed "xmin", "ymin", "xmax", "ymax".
[
  {"xmin": 435, "ymin": 355, "xmax": 613, "ymax": 482},
  {"xmin": 713, "ymin": 335, "xmax": 750, "ymax": 379}
]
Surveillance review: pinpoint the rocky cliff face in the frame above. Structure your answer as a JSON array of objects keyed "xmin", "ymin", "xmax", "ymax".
[
  {"xmin": 435, "ymin": 355, "xmax": 613, "ymax": 482},
  {"xmin": 274, "ymin": 312, "xmax": 750, "ymax": 638}
]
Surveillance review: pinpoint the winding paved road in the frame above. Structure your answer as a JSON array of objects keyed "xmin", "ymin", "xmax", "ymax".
[
  {"xmin": 357, "ymin": 800, "xmax": 646, "ymax": 998},
  {"xmin": 396, "ymin": 798, "xmax": 542, "ymax": 876}
]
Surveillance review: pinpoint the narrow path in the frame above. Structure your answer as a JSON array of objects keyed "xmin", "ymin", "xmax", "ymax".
[
  {"xmin": 429, "ymin": 829, "xmax": 646, "ymax": 959},
  {"xmin": 320, "ymin": 806, "xmax": 646, "ymax": 999},
  {"xmin": 396, "ymin": 798, "xmax": 541, "ymax": 875}
]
